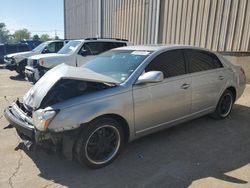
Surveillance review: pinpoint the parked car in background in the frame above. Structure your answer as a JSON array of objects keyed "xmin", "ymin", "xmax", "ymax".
[
  {"xmin": 25, "ymin": 38, "xmax": 129, "ymax": 83},
  {"xmin": 4, "ymin": 40, "xmax": 68, "ymax": 77},
  {"xmin": 20, "ymin": 40, "xmax": 42, "ymax": 50},
  {"xmin": 4, "ymin": 45, "xmax": 246, "ymax": 168},
  {"xmin": 0, "ymin": 43, "xmax": 30, "ymax": 64}
]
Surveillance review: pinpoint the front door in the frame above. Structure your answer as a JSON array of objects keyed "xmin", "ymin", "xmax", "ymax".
[{"xmin": 133, "ymin": 50, "xmax": 192, "ymax": 134}]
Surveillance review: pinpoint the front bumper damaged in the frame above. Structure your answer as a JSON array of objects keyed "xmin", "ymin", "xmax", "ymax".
[
  {"xmin": 4, "ymin": 102, "xmax": 34, "ymax": 140},
  {"xmin": 4, "ymin": 58, "xmax": 17, "ymax": 71},
  {"xmin": 4, "ymin": 101, "xmax": 78, "ymax": 159}
]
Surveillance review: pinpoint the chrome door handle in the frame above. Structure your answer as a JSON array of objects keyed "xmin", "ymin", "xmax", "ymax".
[
  {"xmin": 219, "ymin": 75, "xmax": 224, "ymax": 80},
  {"xmin": 181, "ymin": 83, "xmax": 190, "ymax": 89}
]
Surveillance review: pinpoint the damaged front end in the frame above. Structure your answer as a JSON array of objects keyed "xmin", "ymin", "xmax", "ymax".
[{"xmin": 4, "ymin": 64, "xmax": 119, "ymax": 159}]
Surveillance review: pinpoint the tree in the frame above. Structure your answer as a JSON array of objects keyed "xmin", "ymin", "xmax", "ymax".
[
  {"xmin": 33, "ymin": 34, "xmax": 40, "ymax": 41},
  {"xmin": 13, "ymin": 28, "xmax": 31, "ymax": 42},
  {"xmin": 0, "ymin": 23, "xmax": 10, "ymax": 43},
  {"xmin": 55, "ymin": 35, "xmax": 60, "ymax": 40},
  {"xmin": 40, "ymin": 34, "xmax": 50, "ymax": 41}
]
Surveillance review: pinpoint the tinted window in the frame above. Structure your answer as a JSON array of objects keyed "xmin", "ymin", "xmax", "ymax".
[
  {"xmin": 84, "ymin": 42, "xmax": 103, "ymax": 55},
  {"xmin": 46, "ymin": 42, "xmax": 56, "ymax": 53},
  {"xmin": 186, "ymin": 50, "xmax": 223, "ymax": 73},
  {"xmin": 103, "ymin": 42, "xmax": 116, "ymax": 51},
  {"xmin": 55, "ymin": 42, "xmax": 64, "ymax": 52},
  {"xmin": 0, "ymin": 46, "xmax": 4, "ymax": 55},
  {"xmin": 6, "ymin": 45, "xmax": 17, "ymax": 54},
  {"xmin": 113, "ymin": 42, "xmax": 127, "ymax": 47},
  {"xmin": 145, "ymin": 50, "xmax": 186, "ymax": 78},
  {"xmin": 18, "ymin": 45, "xmax": 29, "ymax": 52}
]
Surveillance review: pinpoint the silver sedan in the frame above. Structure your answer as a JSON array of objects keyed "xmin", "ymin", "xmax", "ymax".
[{"xmin": 4, "ymin": 45, "xmax": 246, "ymax": 168}]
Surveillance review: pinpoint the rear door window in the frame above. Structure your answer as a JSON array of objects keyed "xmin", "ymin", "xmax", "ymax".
[
  {"xmin": 102, "ymin": 42, "xmax": 116, "ymax": 51},
  {"xmin": 55, "ymin": 42, "xmax": 64, "ymax": 52},
  {"xmin": 145, "ymin": 50, "xmax": 186, "ymax": 78},
  {"xmin": 185, "ymin": 49, "xmax": 223, "ymax": 73},
  {"xmin": 84, "ymin": 42, "xmax": 104, "ymax": 55}
]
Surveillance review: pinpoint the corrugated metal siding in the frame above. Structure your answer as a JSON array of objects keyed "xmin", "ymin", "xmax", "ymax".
[
  {"xmin": 64, "ymin": 0, "xmax": 250, "ymax": 52},
  {"xmin": 64, "ymin": 0, "xmax": 99, "ymax": 39},
  {"xmin": 101, "ymin": 0, "xmax": 159, "ymax": 44},
  {"xmin": 159, "ymin": 0, "xmax": 250, "ymax": 52}
]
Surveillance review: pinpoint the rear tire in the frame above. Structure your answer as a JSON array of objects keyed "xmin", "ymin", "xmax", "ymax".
[
  {"xmin": 211, "ymin": 90, "xmax": 234, "ymax": 119},
  {"xmin": 74, "ymin": 117, "xmax": 124, "ymax": 169}
]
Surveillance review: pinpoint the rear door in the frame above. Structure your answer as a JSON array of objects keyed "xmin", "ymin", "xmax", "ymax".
[
  {"xmin": 185, "ymin": 49, "xmax": 226, "ymax": 113},
  {"xmin": 133, "ymin": 50, "xmax": 192, "ymax": 133}
]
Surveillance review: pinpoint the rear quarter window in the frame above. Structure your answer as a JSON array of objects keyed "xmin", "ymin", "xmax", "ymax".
[{"xmin": 186, "ymin": 49, "xmax": 223, "ymax": 73}]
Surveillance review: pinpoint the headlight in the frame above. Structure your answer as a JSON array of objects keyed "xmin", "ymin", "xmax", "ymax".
[
  {"xmin": 39, "ymin": 59, "xmax": 45, "ymax": 66},
  {"xmin": 33, "ymin": 107, "xmax": 58, "ymax": 131}
]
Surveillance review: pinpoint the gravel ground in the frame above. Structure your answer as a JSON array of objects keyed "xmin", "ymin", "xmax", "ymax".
[{"xmin": 0, "ymin": 67, "xmax": 250, "ymax": 188}]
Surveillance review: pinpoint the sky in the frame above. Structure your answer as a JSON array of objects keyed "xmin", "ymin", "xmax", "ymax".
[{"xmin": 0, "ymin": 0, "xmax": 64, "ymax": 38}]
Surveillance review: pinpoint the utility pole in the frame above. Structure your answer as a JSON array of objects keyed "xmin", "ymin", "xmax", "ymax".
[{"xmin": 55, "ymin": 29, "xmax": 57, "ymax": 39}]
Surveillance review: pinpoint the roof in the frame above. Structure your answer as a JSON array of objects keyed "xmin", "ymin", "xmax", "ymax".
[
  {"xmin": 67, "ymin": 38, "xmax": 129, "ymax": 43},
  {"xmin": 115, "ymin": 44, "xmax": 209, "ymax": 52}
]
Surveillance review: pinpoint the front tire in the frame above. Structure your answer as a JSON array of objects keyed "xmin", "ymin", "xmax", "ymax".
[
  {"xmin": 16, "ymin": 60, "xmax": 27, "ymax": 77},
  {"xmin": 75, "ymin": 117, "xmax": 124, "ymax": 168},
  {"xmin": 211, "ymin": 90, "xmax": 234, "ymax": 119}
]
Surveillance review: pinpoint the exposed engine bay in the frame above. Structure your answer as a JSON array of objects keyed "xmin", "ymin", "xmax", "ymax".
[{"xmin": 40, "ymin": 79, "xmax": 115, "ymax": 108}]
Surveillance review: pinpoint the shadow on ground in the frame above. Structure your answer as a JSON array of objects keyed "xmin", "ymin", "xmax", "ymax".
[
  {"xmin": 13, "ymin": 104, "xmax": 250, "ymax": 187},
  {"xmin": 9, "ymin": 74, "xmax": 26, "ymax": 81}
]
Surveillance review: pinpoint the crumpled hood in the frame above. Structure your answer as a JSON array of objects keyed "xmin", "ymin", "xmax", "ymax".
[
  {"xmin": 23, "ymin": 64, "xmax": 120, "ymax": 110},
  {"xmin": 5, "ymin": 51, "xmax": 36, "ymax": 60}
]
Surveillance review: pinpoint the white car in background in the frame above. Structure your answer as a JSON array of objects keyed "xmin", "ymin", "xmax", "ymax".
[
  {"xmin": 25, "ymin": 38, "xmax": 129, "ymax": 83},
  {"xmin": 4, "ymin": 40, "xmax": 68, "ymax": 77}
]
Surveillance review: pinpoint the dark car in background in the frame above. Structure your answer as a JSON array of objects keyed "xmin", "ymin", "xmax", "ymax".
[
  {"xmin": 4, "ymin": 40, "xmax": 68, "ymax": 76},
  {"xmin": 20, "ymin": 40, "xmax": 42, "ymax": 50},
  {"xmin": 0, "ymin": 43, "xmax": 30, "ymax": 64}
]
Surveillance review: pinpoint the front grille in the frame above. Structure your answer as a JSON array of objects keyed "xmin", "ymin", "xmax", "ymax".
[
  {"xmin": 33, "ymin": 60, "xmax": 38, "ymax": 67},
  {"xmin": 28, "ymin": 59, "xmax": 38, "ymax": 67}
]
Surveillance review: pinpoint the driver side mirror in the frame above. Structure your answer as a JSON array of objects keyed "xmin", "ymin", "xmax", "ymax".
[
  {"xmin": 42, "ymin": 47, "xmax": 50, "ymax": 53},
  {"xmin": 136, "ymin": 71, "xmax": 164, "ymax": 84}
]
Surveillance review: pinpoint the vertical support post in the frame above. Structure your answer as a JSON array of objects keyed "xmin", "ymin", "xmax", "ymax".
[
  {"xmin": 155, "ymin": 0, "xmax": 161, "ymax": 44},
  {"xmin": 99, "ymin": 0, "xmax": 102, "ymax": 38}
]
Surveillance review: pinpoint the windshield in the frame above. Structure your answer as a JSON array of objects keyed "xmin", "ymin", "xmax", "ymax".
[
  {"xmin": 58, "ymin": 40, "xmax": 81, "ymax": 54},
  {"xmin": 32, "ymin": 42, "xmax": 48, "ymax": 52},
  {"xmin": 82, "ymin": 50, "xmax": 152, "ymax": 82}
]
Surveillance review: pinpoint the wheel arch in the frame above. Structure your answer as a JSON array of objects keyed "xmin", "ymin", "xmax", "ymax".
[
  {"xmin": 88, "ymin": 114, "xmax": 130, "ymax": 143},
  {"xmin": 225, "ymin": 86, "xmax": 236, "ymax": 102}
]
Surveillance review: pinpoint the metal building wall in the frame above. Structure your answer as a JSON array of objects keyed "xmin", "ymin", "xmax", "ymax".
[
  {"xmin": 159, "ymin": 0, "xmax": 250, "ymax": 52},
  {"xmin": 64, "ymin": 0, "xmax": 250, "ymax": 52},
  {"xmin": 101, "ymin": 0, "xmax": 159, "ymax": 44},
  {"xmin": 64, "ymin": 0, "xmax": 100, "ymax": 39}
]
